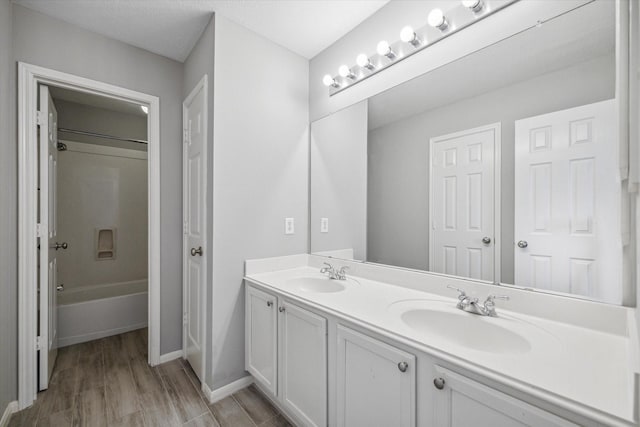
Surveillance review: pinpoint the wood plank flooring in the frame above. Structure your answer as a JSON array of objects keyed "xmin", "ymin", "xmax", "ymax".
[{"xmin": 9, "ymin": 329, "xmax": 291, "ymax": 427}]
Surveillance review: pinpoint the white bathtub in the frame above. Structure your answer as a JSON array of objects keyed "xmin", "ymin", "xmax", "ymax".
[{"xmin": 57, "ymin": 280, "xmax": 148, "ymax": 347}]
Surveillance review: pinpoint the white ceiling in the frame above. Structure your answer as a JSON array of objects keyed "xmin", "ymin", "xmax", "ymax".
[{"xmin": 13, "ymin": 0, "xmax": 390, "ymax": 61}]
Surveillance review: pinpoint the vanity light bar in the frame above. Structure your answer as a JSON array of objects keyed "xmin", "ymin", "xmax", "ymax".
[{"xmin": 323, "ymin": 0, "xmax": 518, "ymax": 96}]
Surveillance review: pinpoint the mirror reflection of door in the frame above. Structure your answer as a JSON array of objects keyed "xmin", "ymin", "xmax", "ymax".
[
  {"xmin": 429, "ymin": 124, "xmax": 500, "ymax": 282},
  {"xmin": 514, "ymin": 100, "xmax": 621, "ymax": 302}
]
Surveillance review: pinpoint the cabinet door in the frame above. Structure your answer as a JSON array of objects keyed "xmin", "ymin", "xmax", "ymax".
[
  {"xmin": 433, "ymin": 366, "xmax": 577, "ymax": 427},
  {"xmin": 336, "ymin": 325, "xmax": 415, "ymax": 427},
  {"xmin": 279, "ymin": 301, "xmax": 327, "ymax": 426},
  {"xmin": 245, "ymin": 285, "xmax": 278, "ymax": 394}
]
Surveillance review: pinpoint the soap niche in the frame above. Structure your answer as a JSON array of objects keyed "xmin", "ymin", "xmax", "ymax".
[{"xmin": 95, "ymin": 228, "xmax": 116, "ymax": 261}]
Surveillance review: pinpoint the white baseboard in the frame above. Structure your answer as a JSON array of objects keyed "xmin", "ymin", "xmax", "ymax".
[
  {"xmin": 1, "ymin": 401, "xmax": 17, "ymax": 427},
  {"xmin": 203, "ymin": 376, "xmax": 254, "ymax": 404},
  {"xmin": 159, "ymin": 349, "xmax": 184, "ymax": 364},
  {"xmin": 58, "ymin": 322, "xmax": 147, "ymax": 348}
]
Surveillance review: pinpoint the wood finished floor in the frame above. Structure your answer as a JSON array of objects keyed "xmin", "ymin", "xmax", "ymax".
[{"xmin": 9, "ymin": 329, "xmax": 291, "ymax": 427}]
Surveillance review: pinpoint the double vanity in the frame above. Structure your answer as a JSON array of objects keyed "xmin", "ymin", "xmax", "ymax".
[{"xmin": 244, "ymin": 254, "xmax": 638, "ymax": 427}]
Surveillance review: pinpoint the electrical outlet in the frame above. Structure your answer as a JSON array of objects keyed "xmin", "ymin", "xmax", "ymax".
[
  {"xmin": 285, "ymin": 218, "xmax": 295, "ymax": 235},
  {"xmin": 320, "ymin": 218, "xmax": 329, "ymax": 233}
]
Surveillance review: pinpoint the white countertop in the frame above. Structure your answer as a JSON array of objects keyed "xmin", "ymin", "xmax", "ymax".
[{"xmin": 245, "ymin": 264, "xmax": 637, "ymax": 427}]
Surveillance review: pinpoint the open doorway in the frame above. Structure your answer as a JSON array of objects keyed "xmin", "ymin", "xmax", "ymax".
[{"xmin": 18, "ymin": 63, "xmax": 161, "ymax": 409}]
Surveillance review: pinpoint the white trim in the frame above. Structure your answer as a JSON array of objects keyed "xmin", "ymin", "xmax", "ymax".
[
  {"xmin": 61, "ymin": 139, "xmax": 148, "ymax": 160},
  {"xmin": 0, "ymin": 401, "xmax": 17, "ymax": 427},
  {"xmin": 203, "ymin": 376, "xmax": 254, "ymax": 404},
  {"xmin": 58, "ymin": 322, "xmax": 147, "ymax": 348},
  {"xmin": 182, "ymin": 74, "xmax": 209, "ymax": 383},
  {"xmin": 159, "ymin": 350, "xmax": 184, "ymax": 364},
  {"xmin": 428, "ymin": 122, "xmax": 502, "ymax": 283},
  {"xmin": 17, "ymin": 62, "xmax": 161, "ymax": 409}
]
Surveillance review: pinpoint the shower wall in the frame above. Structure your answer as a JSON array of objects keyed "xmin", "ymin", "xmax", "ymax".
[{"xmin": 56, "ymin": 101, "xmax": 148, "ymax": 298}]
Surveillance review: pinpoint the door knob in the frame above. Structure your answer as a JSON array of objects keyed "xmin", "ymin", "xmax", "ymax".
[
  {"xmin": 54, "ymin": 242, "xmax": 68, "ymax": 250},
  {"xmin": 434, "ymin": 377, "xmax": 446, "ymax": 390},
  {"xmin": 190, "ymin": 246, "xmax": 203, "ymax": 256},
  {"xmin": 279, "ymin": 306, "xmax": 286, "ymax": 313},
  {"xmin": 482, "ymin": 236, "xmax": 491, "ymax": 245},
  {"xmin": 517, "ymin": 240, "xmax": 528, "ymax": 249},
  {"xmin": 56, "ymin": 284, "xmax": 64, "ymax": 291},
  {"xmin": 397, "ymin": 362, "xmax": 408, "ymax": 372},
  {"xmin": 267, "ymin": 301, "xmax": 273, "ymax": 307}
]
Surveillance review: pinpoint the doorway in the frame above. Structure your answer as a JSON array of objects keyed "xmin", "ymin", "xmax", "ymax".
[{"xmin": 18, "ymin": 63, "xmax": 161, "ymax": 409}]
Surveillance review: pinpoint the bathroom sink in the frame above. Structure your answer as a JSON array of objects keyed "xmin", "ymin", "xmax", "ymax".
[
  {"xmin": 388, "ymin": 300, "xmax": 553, "ymax": 355},
  {"xmin": 286, "ymin": 277, "xmax": 356, "ymax": 293}
]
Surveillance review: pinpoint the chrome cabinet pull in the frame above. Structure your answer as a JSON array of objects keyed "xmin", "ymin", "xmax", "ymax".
[
  {"xmin": 517, "ymin": 240, "xmax": 528, "ymax": 249},
  {"xmin": 433, "ymin": 377, "xmax": 446, "ymax": 390},
  {"xmin": 482, "ymin": 236, "xmax": 491, "ymax": 245},
  {"xmin": 267, "ymin": 301, "xmax": 273, "ymax": 307},
  {"xmin": 190, "ymin": 246, "xmax": 203, "ymax": 256},
  {"xmin": 397, "ymin": 361, "xmax": 408, "ymax": 372},
  {"xmin": 56, "ymin": 284, "xmax": 64, "ymax": 291},
  {"xmin": 279, "ymin": 306, "xmax": 285, "ymax": 313},
  {"xmin": 54, "ymin": 242, "xmax": 68, "ymax": 250}
]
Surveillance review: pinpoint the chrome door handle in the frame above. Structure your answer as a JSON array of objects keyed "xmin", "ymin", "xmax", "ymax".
[
  {"xmin": 517, "ymin": 240, "xmax": 528, "ymax": 249},
  {"xmin": 190, "ymin": 246, "xmax": 203, "ymax": 256},
  {"xmin": 482, "ymin": 236, "xmax": 491, "ymax": 245},
  {"xmin": 434, "ymin": 377, "xmax": 446, "ymax": 390},
  {"xmin": 56, "ymin": 284, "xmax": 64, "ymax": 291},
  {"xmin": 54, "ymin": 242, "xmax": 68, "ymax": 250},
  {"xmin": 397, "ymin": 362, "xmax": 408, "ymax": 372}
]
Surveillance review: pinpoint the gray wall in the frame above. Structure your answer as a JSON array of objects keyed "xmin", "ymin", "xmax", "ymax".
[
  {"xmin": 182, "ymin": 14, "xmax": 215, "ymax": 387},
  {"xmin": 13, "ymin": 4, "xmax": 184, "ymax": 354},
  {"xmin": 311, "ymin": 100, "xmax": 367, "ymax": 260},
  {"xmin": 55, "ymin": 99, "xmax": 147, "ymax": 150},
  {"xmin": 367, "ymin": 56, "xmax": 614, "ymax": 282},
  {"xmin": 211, "ymin": 15, "xmax": 309, "ymax": 389},
  {"xmin": 0, "ymin": 0, "xmax": 16, "ymax": 411}
]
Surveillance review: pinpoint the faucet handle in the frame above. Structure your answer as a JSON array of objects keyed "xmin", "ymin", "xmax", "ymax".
[
  {"xmin": 483, "ymin": 294, "xmax": 509, "ymax": 316},
  {"xmin": 485, "ymin": 294, "xmax": 509, "ymax": 304},
  {"xmin": 447, "ymin": 285, "xmax": 467, "ymax": 300},
  {"xmin": 321, "ymin": 262, "xmax": 334, "ymax": 273},
  {"xmin": 338, "ymin": 266, "xmax": 349, "ymax": 273}
]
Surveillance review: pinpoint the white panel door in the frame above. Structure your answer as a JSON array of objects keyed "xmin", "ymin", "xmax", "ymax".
[
  {"xmin": 183, "ymin": 76, "xmax": 208, "ymax": 382},
  {"xmin": 514, "ymin": 100, "xmax": 620, "ymax": 302},
  {"xmin": 38, "ymin": 85, "xmax": 59, "ymax": 390},
  {"xmin": 279, "ymin": 301, "xmax": 327, "ymax": 427},
  {"xmin": 245, "ymin": 286, "xmax": 278, "ymax": 395},
  {"xmin": 430, "ymin": 124, "xmax": 499, "ymax": 281},
  {"xmin": 336, "ymin": 325, "xmax": 415, "ymax": 427},
  {"xmin": 433, "ymin": 366, "xmax": 577, "ymax": 427}
]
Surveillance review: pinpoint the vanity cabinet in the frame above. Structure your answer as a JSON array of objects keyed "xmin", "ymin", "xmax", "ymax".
[
  {"xmin": 336, "ymin": 325, "xmax": 416, "ymax": 427},
  {"xmin": 245, "ymin": 284, "xmax": 327, "ymax": 426},
  {"xmin": 432, "ymin": 366, "xmax": 577, "ymax": 427}
]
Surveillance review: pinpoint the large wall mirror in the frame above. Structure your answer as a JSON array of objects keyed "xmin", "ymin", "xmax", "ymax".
[{"xmin": 310, "ymin": 0, "xmax": 630, "ymax": 305}]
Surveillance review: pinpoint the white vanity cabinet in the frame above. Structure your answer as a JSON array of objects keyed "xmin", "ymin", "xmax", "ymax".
[
  {"xmin": 432, "ymin": 366, "xmax": 577, "ymax": 427},
  {"xmin": 245, "ymin": 284, "xmax": 328, "ymax": 426},
  {"xmin": 336, "ymin": 325, "xmax": 416, "ymax": 427}
]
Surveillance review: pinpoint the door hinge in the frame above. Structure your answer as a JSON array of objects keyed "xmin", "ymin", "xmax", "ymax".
[
  {"xmin": 183, "ymin": 220, "xmax": 188, "ymax": 235},
  {"xmin": 36, "ymin": 111, "xmax": 46, "ymax": 126},
  {"xmin": 36, "ymin": 223, "xmax": 45, "ymax": 238},
  {"xmin": 36, "ymin": 336, "xmax": 43, "ymax": 351},
  {"xmin": 183, "ymin": 313, "xmax": 188, "ymax": 325},
  {"xmin": 183, "ymin": 128, "xmax": 189, "ymax": 143}
]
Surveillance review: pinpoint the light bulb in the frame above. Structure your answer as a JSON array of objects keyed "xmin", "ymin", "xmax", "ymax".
[
  {"xmin": 462, "ymin": 0, "xmax": 483, "ymax": 12},
  {"xmin": 322, "ymin": 74, "xmax": 336, "ymax": 87},
  {"xmin": 140, "ymin": 105, "xmax": 149, "ymax": 114},
  {"xmin": 338, "ymin": 65, "xmax": 355, "ymax": 79},
  {"xmin": 428, "ymin": 9, "xmax": 448, "ymax": 31},
  {"xmin": 356, "ymin": 53, "xmax": 374, "ymax": 70},
  {"xmin": 376, "ymin": 40, "xmax": 395, "ymax": 59},
  {"xmin": 400, "ymin": 25, "xmax": 420, "ymax": 47}
]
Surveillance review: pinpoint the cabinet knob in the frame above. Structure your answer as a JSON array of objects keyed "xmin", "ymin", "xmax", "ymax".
[
  {"xmin": 397, "ymin": 361, "xmax": 408, "ymax": 372},
  {"xmin": 267, "ymin": 301, "xmax": 273, "ymax": 307},
  {"xmin": 433, "ymin": 377, "xmax": 446, "ymax": 390},
  {"xmin": 279, "ymin": 306, "xmax": 285, "ymax": 313}
]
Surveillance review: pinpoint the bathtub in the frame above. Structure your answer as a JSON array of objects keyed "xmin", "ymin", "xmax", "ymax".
[{"xmin": 57, "ymin": 279, "xmax": 148, "ymax": 347}]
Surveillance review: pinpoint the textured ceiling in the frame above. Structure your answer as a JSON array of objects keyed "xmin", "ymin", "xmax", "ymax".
[{"xmin": 13, "ymin": 0, "xmax": 390, "ymax": 61}]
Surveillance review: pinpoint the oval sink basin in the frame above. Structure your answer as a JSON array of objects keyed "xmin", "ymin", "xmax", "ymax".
[
  {"xmin": 286, "ymin": 277, "xmax": 355, "ymax": 293},
  {"xmin": 400, "ymin": 308, "xmax": 531, "ymax": 354}
]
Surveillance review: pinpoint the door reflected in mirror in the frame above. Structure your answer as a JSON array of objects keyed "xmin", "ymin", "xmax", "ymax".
[{"xmin": 310, "ymin": 1, "xmax": 626, "ymax": 305}]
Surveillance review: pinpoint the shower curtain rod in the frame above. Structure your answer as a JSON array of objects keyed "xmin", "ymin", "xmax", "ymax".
[{"xmin": 58, "ymin": 127, "xmax": 148, "ymax": 144}]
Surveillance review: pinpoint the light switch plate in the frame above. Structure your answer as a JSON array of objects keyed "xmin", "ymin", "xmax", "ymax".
[
  {"xmin": 320, "ymin": 218, "xmax": 329, "ymax": 233},
  {"xmin": 285, "ymin": 218, "xmax": 295, "ymax": 235}
]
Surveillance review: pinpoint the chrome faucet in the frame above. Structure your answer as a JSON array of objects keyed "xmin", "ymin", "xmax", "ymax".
[
  {"xmin": 320, "ymin": 262, "xmax": 349, "ymax": 280},
  {"xmin": 447, "ymin": 286, "xmax": 509, "ymax": 317}
]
